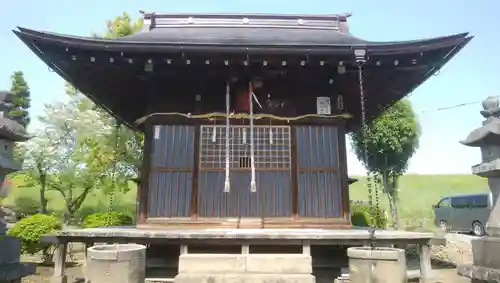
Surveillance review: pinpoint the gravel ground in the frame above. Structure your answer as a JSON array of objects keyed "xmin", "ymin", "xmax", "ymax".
[{"xmin": 426, "ymin": 233, "xmax": 475, "ymax": 283}]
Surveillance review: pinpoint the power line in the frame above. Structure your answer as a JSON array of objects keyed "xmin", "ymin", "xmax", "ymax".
[{"xmin": 418, "ymin": 96, "xmax": 500, "ymax": 114}]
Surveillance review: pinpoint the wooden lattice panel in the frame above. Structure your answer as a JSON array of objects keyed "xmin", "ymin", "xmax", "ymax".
[{"xmin": 200, "ymin": 125, "xmax": 292, "ymax": 170}]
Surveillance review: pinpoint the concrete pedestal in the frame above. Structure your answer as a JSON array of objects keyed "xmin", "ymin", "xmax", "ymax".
[
  {"xmin": 347, "ymin": 247, "xmax": 407, "ymax": 283},
  {"xmin": 174, "ymin": 254, "xmax": 315, "ymax": 283},
  {"xmin": 0, "ymin": 236, "xmax": 35, "ymax": 283},
  {"xmin": 86, "ymin": 244, "xmax": 146, "ymax": 283},
  {"xmin": 457, "ymin": 237, "xmax": 500, "ymax": 282}
]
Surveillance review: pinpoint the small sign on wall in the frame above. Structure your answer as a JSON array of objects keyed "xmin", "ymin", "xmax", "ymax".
[
  {"xmin": 154, "ymin": 126, "xmax": 160, "ymax": 139},
  {"xmin": 316, "ymin": 97, "xmax": 332, "ymax": 115}
]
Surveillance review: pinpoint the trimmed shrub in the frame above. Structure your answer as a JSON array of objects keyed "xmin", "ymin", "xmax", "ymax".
[
  {"xmin": 109, "ymin": 202, "xmax": 136, "ymax": 222},
  {"xmin": 11, "ymin": 196, "xmax": 41, "ymax": 218},
  {"xmin": 73, "ymin": 206, "xmax": 101, "ymax": 225},
  {"xmin": 350, "ymin": 203, "xmax": 387, "ymax": 228},
  {"xmin": 81, "ymin": 211, "xmax": 133, "ymax": 228},
  {"xmin": 7, "ymin": 214, "xmax": 61, "ymax": 262}
]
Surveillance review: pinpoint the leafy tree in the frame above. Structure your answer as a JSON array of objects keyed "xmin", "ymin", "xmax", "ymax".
[
  {"xmin": 8, "ymin": 71, "xmax": 31, "ymax": 128},
  {"xmin": 102, "ymin": 12, "xmax": 143, "ymax": 38},
  {"xmin": 20, "ymin": 134, "xmax": 55, "ymax": 214},
  {"xmin": 36, "ymin": 95, "xmax": 115, "ymax": 223},
  {"xmin": 88, "ymin": 13, "xmax": 144, "ymax": 206},
  {"xmin": 19, "ymin": 12, "xmax": 145, "ymax": 219},
  {"xmin": 350, "ymin": 100, "xmax": 420, "ymax": 229},
  {"xmin": 8, "ymin": 71, "xmax": 31, "ymax": 164}
]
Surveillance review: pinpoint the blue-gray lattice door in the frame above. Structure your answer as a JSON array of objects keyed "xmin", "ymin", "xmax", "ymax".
[{"xmin": 198, "ymin": 125, "xmax": 293, "ymax": 221}]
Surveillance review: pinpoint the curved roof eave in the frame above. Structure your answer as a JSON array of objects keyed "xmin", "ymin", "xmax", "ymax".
[{"xmin": 14, "ymin": 27, "xmax": 470, "ymax": 56}]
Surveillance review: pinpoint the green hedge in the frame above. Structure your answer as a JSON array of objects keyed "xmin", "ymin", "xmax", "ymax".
[
  {"xmin": 81, "ymin": 211, "xmax": 133, "ymax": 228},
  {"xmin": 350, "ymin": 203, "xmax": 387, "ymax": 228},
  {"xmin": 7, "ymin": 214, "xmax": 62, "ymax": 255}
]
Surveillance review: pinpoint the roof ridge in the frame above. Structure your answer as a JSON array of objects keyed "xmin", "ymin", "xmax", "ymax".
[{"xmin": 138, "ymin": 12, "xmax": 353, "ymax": 21}]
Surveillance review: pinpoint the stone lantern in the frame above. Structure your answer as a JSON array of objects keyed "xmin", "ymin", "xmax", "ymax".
[
  {"xmin": 457, "ymin": 96, "xmax": 500, "ymax": 282},
  {"xmin": 0, "ymin": 90, "xmax": 35, "ymax": 282}
]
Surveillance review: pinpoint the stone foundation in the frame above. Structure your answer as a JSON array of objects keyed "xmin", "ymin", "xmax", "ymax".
[{"xmin": 175, "ymin": 254, "xmax": 315, "ymax": 283}]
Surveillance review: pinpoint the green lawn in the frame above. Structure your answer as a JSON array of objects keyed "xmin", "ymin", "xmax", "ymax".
[
  {"xmin": 2, "ymin": 173, "xmax": 488, "ymax": 230},
  {"xmin": 1, "ymin": 173, "xmax": 138, "ymax": 217}
]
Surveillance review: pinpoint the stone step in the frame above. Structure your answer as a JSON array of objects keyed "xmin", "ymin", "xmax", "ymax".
[
  {"xmin": 178, "ymin": 254, "xmax": 312, "ymax": 274},
  {"xmin": 174, "ymin": 274, "xmax": 315, "ymax": 283},
  {"xmin": 333, "ymin": 269, "xmax": 434, "ymax": 283},
  {"xmin": 145, "ymin": 278, "xmax": 175, "ymax": 283}
]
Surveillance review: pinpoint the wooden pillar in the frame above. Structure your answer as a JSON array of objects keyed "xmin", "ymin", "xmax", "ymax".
[
  {"xmin": 419, "ymin": 243, "xmax": 432, "ymax": 283},
  {"xmin": 190, "ymin": 125, "xmax": 201, "ymax": 219},
  {"xmin": 302, "ymin": 240, "xmax": 311, "ymax": 256},
  {"xmin": 241, "ymin": 244, "xmax": 250, "ymax": 255},
  {"xmin": 337, "ymin": 120, "xmax": 351, "ymax": 223},
  {"xmin": 138, "ymin": 123, "xmax": 153, "ymax": 224},
  {"xmin": 290, "ymin": 125, "xmax": 299, "ymax": 219},
  {"xmin": 180, "ymin": 244, "xmax": 188, "ymax": 255},
  {"xmin": 52, "ymin": 243, "xmax": 68, "ymax": 283},
  {"xmin": 83, "ymin": 242, "xmax": 93, "ymax": 283}
]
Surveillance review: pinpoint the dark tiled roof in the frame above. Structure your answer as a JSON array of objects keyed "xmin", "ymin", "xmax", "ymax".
[
  {"xmin": 11, "ymin": 13, "xmax": 473, "ymax": 129},
  {"xmin": 113, "ymin": 26, "xmax": 366, "ymax": 46}
]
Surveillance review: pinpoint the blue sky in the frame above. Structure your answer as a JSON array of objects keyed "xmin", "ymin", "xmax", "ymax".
[{"xmin": 1, "ymin": 0, "xmax": 497, "ymax": 175}]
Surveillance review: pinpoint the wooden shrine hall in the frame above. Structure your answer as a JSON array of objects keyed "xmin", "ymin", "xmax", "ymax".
[{"xmin": 14, "ymin": 13, "xmax": 472, "ymax": 229}]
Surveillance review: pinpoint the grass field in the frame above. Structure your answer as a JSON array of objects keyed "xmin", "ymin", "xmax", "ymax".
[{"xmin": 1, "ymin": 173, "xmax": 488, "ymax": 230}]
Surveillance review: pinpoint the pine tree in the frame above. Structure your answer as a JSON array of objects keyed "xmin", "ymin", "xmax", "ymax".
[{"xmin": 8, "ymin": 71, "xmax": 31, "ymax": 128}]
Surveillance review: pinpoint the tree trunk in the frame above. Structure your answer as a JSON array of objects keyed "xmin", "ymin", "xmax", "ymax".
[
  {"xmin": 38, "ymin": 170, "xmax": 48, "ymax": 214},
  {"xmin": 387, "ymin": 193, "xmax": 398, "ymax": 230},
  {"xmin": 392, "ymin": 175, "xmax": 400, "ymax": 229},
  {"xmin": 382, "ymin": 170, "xmax": 399, "ymax": 230},
  {"xmin": 39, "ymin": 185, "xmax": 48, "ymax": 214}
]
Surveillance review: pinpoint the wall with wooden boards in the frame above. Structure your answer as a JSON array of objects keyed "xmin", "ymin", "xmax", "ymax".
[
  {"xmin": 296, "ymin": 126, "xmax": 342, "ymax": 218},
  {"xmin": 148, "ymin": 125, "xmax": 195, "ymax": 218},
  {"xmin": 146, "ymin": 124, "xmax": 344, "ymax": 221}
]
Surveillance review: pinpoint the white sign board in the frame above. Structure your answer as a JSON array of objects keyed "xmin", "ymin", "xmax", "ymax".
[{"xmin": 316, "ymin": 97, "xmax": 331, "ymax": 115}]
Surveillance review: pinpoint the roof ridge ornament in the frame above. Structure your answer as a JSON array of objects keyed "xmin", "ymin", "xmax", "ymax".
[
  {"xmin": 150, "ymin": 13, "xmax": 157, "ymax": 31},
  {"xmin": 139, "ymin": 10, "xmax": 157, "ymax": 31}
]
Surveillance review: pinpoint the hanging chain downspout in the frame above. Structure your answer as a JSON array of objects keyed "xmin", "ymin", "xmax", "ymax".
[
  {"xmin": 355, "ymin": 49, "xmax": 377, "ymax": 242},
  {"xmin": 224, "ymin": 82, "xmax": 231, "ymax": 193},
  {"xmin": 109, "ymin": 120, "xmax": 121, "ymax": 211}
]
